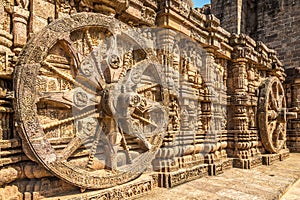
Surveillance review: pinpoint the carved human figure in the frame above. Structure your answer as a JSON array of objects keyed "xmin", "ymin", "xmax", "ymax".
[
  {"xmin": 173, "ymin": 44, "xmax": 180, "ymax": 70},
  {"xmin": 187, "ymin": 50, "xmax": 197, "ymax": 83},
  {"xmin": 181, "ymin": 109, "xmax": 190, "ymax": 130},
  {"xmin": 169, "ymin": 97, "xmax": 180, "ymax": 131},
  {"xmin": 181, "ymin": 50, "xmax": 189, "ymax": 80},
  {"xmin": 248, "ymin": 107, "xmax": 256, "ymax": 128}
]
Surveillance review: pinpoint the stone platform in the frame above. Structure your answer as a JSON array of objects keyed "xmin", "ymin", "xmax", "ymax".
[
  {"xmin": 44, "ymin": 174, "xmax": 157, "ymax": 200},
  {"xmin": 137, "ymin": 153, "xmax": 300, "ymax": 200},
  {"xmin": 42, "ymin": 154, "xmax": 300, "ymax": 199}
]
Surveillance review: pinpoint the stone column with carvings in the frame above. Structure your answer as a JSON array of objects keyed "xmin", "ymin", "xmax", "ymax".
[
  {"xmin": 228, "ymin": 57, "xmax": 255, "ymax": 168},
  {"xmin": 0, "ymin": 1, "xmax": 23, "ymax": 191},
  {"xmin": 12, "ymin": 1, "xmax": 30, "ymax": 54},
  {"xmin": 153, "ymin": 29, "xmax": 180, "ymax": 173},
  {"xmin": 227, "ymin": 35, "xmax": 264, "ymax": 169},
  {"xmin": 200, "ymin": 48, "xmax": 229, "ymax": 170},
  {"xmin": 0, "ymin": 1, "xmax": 14, "ymax": 142}
]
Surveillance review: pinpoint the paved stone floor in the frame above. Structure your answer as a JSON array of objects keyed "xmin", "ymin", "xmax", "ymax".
[
  {"xmin": 281, "ymin": 179, "xmax": 300, "ymax": 200},
  {"xmin": 138, "ymin": 153, "xmax": 300, "ymax": 200}
]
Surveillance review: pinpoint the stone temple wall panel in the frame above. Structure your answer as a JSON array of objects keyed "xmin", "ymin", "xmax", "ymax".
[
  {"xmin": 0, "ymin": 0, "xmax": 294, "ymax": 199},
  {"xmin": 211, "ymin": 0, "xmax": 300, "ymax": 153}
]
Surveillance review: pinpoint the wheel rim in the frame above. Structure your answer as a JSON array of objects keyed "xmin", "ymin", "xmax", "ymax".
[{"xmin": 258, "ymin": 77, "xmax": 286, "ymax": 153}]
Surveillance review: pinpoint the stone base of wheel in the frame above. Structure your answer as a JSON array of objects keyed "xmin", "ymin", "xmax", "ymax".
[
  {"xmin": 233, "ymin": 157, "xmax": 263, "ymax": 169},
  {"xmin": 262, "ymin": 148, "xmax": 289, "ymax": 165}
]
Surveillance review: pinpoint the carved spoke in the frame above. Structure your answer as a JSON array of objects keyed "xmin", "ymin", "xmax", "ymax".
[
  {"xmin": 131, "ymin": 113, "xmax": 157, "ymax": 128},
  {"xmin": 268, "ymin": 121, "xmax": 277, "ymax": 134},
  {"xmin": 273, "ymin": 131, "xmax": 280, "ymax": 147},
  {"xmin": 275, "ymin": 82, "xmax": 280, "ymax": 99},
  {"xmin": 43, "ymin": 109, "xmax": 98, "ymax": 130},
  {"xmin": 277, "ymin": 95, "xmax": 284, "ymax": 110},
  {"xmin": 272, "ymin": 83, "xmax": 278, "ymax": 99},
  {"xmin": 39, "ymin": 91, "xmax": 72, "ymax": 108},
  {"xmin": 85, "ymin": 29, "xmax": 95, "ymax": 52},
  {"xmin": 86, "ymin": 124, "xmax": 103, "ymax": 169},
  {"xmin": 269, "ymin": 90, "xmax": 278, "ymax": 111},
  {"xmin": 42, "ymin": 61, "xmax": 97, "ymax": 95},
  {"xmin": 57, "ymin": 136, "xmax": 83, "ymax": 161},
  {"xmin": 76, "ymin": 73, "xmax": 105, "ymax": 91},
  {"xmin": 59, "ymin": 39, "xmax": 83, "ymax": 68},
  {"xmin": 40, "ymin": 89, "xmax": 101, "ymax": 110}
]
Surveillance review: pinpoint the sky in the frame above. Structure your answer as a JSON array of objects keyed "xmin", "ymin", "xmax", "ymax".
[{"xmin": 194, "ymin": 0, "xmax": 211, "ymax": 8}]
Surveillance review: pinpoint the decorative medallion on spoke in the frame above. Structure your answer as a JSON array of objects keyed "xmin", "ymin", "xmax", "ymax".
[
  {"xmin": 258, "ymin": 77, "xmax": 287, "ymax": 153},
  {"xmin": 15, "ymin": 13, "xmax": 168, "ymax": 189}
]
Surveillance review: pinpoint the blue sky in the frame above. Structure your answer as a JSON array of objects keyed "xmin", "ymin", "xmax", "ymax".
[{"xmin": 194, "ymin": 0, "xmax": 211, "ymax": 8}]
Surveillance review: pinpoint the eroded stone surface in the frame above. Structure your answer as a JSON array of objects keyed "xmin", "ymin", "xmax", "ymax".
[{"xmin": 0, "ymin": 0, "xmax": 298, "ymax": 199}]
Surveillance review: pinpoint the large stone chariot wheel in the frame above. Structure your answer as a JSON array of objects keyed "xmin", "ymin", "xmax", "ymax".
[
  {"xmin": 258, "ymin": 77, "xmax": 287, "ymax": 153},
  {"xmin": 14, "ymin": 13, "xmax": 168, "ymax": 189}
]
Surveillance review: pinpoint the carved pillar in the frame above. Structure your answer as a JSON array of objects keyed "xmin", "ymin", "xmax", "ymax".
[
  {"xmin": 0, "ymin": 1, "xmax": 14, "ymax": 142},
  {"xmin": 205, "ymin": 52, "xmax": 219, "ymax": 161},
  {"xmin": 201, "ymin": 51, "xmax": 227, "ymax": 167},
  {"xmin": 227, "ymin": 56, "xmax": 261, "ymax": 168},
  {"xmin": 0, "ymin": 1, "xmax": 13, "ymax": 75},
  {"xmin": 0, "ymin": 30, "xmax": 13, "ymax": 77},
  {"xmin": 12, "ymin": 4, "xmax": 29, "ymax": 54},
  {"xmin": 157, "ymin": 29, "xmax": 179, "ymax": 95},
  {"xmin": 214, "ymin": 58, "xmax": 228, "ymax": 161},
  {"xmin": 0, "ymin": 1, "xmax": 20, "ymax": 176},
  {"xmin": 232, "ymin": 59, "xmax": 248, "ymax": 142},
  {"xmin": 153, "ymin": 29, "xmax": 178, "ymax": 172}
]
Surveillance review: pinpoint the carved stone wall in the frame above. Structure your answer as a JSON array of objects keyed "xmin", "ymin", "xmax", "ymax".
[
  {"xmin": 0, "ymin": 0, "xmax": 292, "ymax": 199},
  {"xmin": 211, "ymin": 0, "xmax": 300, "ymax": 152}
]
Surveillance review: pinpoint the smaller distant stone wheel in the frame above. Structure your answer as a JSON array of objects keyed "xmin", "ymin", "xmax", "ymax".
[
  {"xmin": 15, "ymin": 13, "xmax": 168, "ymax": 189},
  {"xmin": 258, "ymin": 77, "xmax": 287, "ymax": 153}
]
